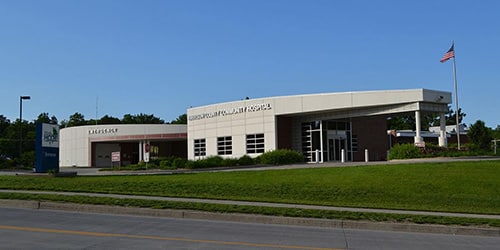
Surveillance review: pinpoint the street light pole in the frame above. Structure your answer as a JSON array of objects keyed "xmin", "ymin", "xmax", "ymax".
[{"xmin": 19, "ymin": 95, "xmax": 31, "ymax": 159}]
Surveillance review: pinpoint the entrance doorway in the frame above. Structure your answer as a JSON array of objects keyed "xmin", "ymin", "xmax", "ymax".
[
  {"xmin": 301, "ymin": 120, "xmax": 352, "ymax": 163},
  {"xmin": 328, "ymin": 137, "xmax": 347, "ymax": 161}
]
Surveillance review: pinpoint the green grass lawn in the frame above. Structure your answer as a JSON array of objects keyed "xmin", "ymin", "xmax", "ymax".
[{"xmin": 1, "ymin": 161, "xmax": 499, "ymax": 215}]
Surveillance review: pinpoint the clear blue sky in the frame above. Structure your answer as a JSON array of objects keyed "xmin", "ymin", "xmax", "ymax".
[{"xmin": 1, "ymin": 0, "xmax": 499, "ymax": 128}]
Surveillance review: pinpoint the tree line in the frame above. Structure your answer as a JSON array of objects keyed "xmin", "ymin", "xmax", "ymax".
[{"xmin": 0, "ymin": 112, "xmax": 186, "ymax": 166}]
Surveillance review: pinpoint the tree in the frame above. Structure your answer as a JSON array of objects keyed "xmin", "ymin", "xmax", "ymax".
[
  {"xmin": 65, "ymin": 112, "xmax": 87, "ymax": 127},
  {"xmin": 387, "ymin": 115, "xmax": 414, "ymax": 130},
  {"xmin": 98, "ymin": 115, "xmax": 121, "ymax": 124},
  {"xmin": 493, "ymin": 125, "xmax": 500, "ymax": 139},
  {"xmin": 445, "ymin": 107, "xmax": 466, "ymax": 125},
  {"xmin": 36, "ymin": 113, "xmax": 58, "ymax": 124},
  {"xmin": 467, "ymin": 120, "xmax": 493, "ymax": 150},
  {"xmin": 87, "ymin": 115, "xmax": 121, "ymax": 125},
  {"xmin": 170, "ymin": 114, "xmax": 187, "ymax": 124},
  {"xmin": 59, "ymin": 120, "xmax": 68, "ymax": 128},
  {"xmin": 387, "ymin": 107, "xmax": 467, "ymax": 131},
  {"xmin": 0, "ymin": 115, "xmax": 12, "ymax": 159},
  {"xmin": 0, "ymin": 119, "xmax": 35, "ymax": 159},
  {"xmin": 0, "ymin": 115, "xmax": 10, "ymax": 136},
  {"xmin": 426, "ymin": 107, "xmax": 467, "ymax": 128},
  {"xmin": 387, "ymin": 113, "xmax": 437, "ymax": 131},
  {"xmin": 121, "ymin": 113, "xmax": 164, "ymax": 124}
]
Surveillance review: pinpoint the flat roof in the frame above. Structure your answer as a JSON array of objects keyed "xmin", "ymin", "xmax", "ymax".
[
  {"xmin": 188, "ymin": 88, "xmax": 452, "ymax": 119},
  {"xmin": 61, "ymin": 124, "xmax": 187, "ymax": 142}
]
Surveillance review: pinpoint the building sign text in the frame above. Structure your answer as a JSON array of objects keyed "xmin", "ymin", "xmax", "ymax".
[
  {"xmin": 88, "ymin": 128, "xmax": 119, "ymax": 135},
  {"xmin": 189, "ymin": 103, "xmax": 272, "ymax": 121}
]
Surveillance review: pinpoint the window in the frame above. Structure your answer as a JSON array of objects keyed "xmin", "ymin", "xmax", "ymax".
[
  {"xmin": 246, "ymin": 134, "xmax": 265, "ymax": 154},
  {"xmin": 351, "ymin": 135, "xmax": 358, "ymax": 152},
  {"xmin": 194, "ymin": 138, "xmax": 206, "ymax": 157},
  {"xmin": 217, "ymin": 136, "xmax": 232, "ymax": 155}
]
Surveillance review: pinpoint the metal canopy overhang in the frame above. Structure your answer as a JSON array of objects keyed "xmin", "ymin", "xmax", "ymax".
[{"xmin": 278, "ymin": 101, "xmax": 449, "ymax": 121}]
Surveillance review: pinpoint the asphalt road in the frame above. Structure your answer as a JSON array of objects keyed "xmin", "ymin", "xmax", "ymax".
[{"xmin": 1, "ymin": 207, "xmax": 499, "ymax": 250}]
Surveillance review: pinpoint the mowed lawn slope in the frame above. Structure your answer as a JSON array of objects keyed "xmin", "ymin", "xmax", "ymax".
[{"xmin": 1, "ymin": 161, "xmax": 499, "ymax": 214}]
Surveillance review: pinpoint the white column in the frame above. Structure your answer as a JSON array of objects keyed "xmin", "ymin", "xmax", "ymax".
[
  {"xmin": 144, "ymin": 140, "xmax": 150, "ymax": 162},
  {"xmin": 438, "ymin": 113, "xmax": 447, "ymax": 147},
  {"xmin": 139, "ymin": 140, "xmax": 143, "ymax": 162},
  {"xmin": 414, "ymin": 111, "xmax": 423, "ymax": 143},
  {"xmin": 319, "ymin": 120, "xmax": 324, "ymax": 163}
]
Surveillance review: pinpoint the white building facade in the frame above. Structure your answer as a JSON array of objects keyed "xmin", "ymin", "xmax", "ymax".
[
  {"xmin": 60, "ymin": 124, "xmax": 187, "ymax": 167},
  {"xmin": 187, "ymin": 89, "xmax": 452, "ymax": 162},
  {"xmin": 59, "ymin": 88, "xmax": 452, "ymax": 167}
]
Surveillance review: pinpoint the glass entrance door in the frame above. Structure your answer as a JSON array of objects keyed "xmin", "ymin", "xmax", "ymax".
[
  {"xmin": 302, "ymin": 120, "xmax": 352, "ymax": 163},
  {"xmin": 335, "ymin": 138, "xmax": 347, "ymax": 161},
  {"xmin": 328, "ymin": 139, "xmax": 334, "ymax": 161},
  {"xmin": 328, "ymin": 137, "xmax": 347, "ymax": 161}
]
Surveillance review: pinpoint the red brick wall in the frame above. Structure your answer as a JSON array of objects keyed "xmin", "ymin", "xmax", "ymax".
[
  {"xmin": 352, "ymin": 115, "xmax": 389, "ymax": 161},
  {"xmin": 277, "ymin": 116, "xmax": 293, "ymax": 150}
]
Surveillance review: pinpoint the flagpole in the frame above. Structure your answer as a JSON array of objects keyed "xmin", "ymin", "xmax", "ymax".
[{"xmin": 452, "ymin": 52, "xmax": 460, "ymax": 150}]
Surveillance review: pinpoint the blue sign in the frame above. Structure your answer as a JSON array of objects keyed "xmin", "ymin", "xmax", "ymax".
[{"xmin": 35, "ymin": 123, "xmax": 59, "ymax": 173}]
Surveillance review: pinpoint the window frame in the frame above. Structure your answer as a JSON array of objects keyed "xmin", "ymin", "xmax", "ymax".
[
  {"xmin": 246, "ymin": 133, "xmax": 265, "ymax": 154},
  {"xmin": 217, "ymin": 136, "xmax": 232, "ymax": 155},
  {"xmin": 194, "ymin": 138, "xmax": 206, "ymax": 157}
]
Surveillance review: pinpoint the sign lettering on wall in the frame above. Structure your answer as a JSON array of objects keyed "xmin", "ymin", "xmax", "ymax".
[
  {"xmin": 188, "ymin": 103, "xmax": 272, "ymax": 121},
  {"xmin": 88, "ymin": 128, "xmax": 118, "ymax": 135}
]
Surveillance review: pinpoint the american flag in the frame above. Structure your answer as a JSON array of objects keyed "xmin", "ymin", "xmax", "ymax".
[{"xmin": 440, "ymin": 44, "xmax": 455, "ymax": 63}]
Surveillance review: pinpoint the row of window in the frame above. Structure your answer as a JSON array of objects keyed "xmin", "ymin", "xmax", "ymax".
[{"xmin": 194, "ymin": 134, "xmax": 265, "ymax": 157}]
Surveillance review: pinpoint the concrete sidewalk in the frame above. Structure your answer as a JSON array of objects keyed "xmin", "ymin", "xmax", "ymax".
[
  {"xmin": 1, "ymin": 189, "xmax": 499, "ymax": 237},
  {"xmin": 1, "ymin": 189, "xmax": 499, "ymax": 220}
]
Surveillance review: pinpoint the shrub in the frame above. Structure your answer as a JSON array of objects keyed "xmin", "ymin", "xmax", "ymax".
[
  {"xmin": 0, "ymin": 157, "xmax": 15, "ymax": 169},
  {"xmin": 254, "ymin": 155, "xmax": 262, "ymax": 165},
  {"xmin": 238, "ymin": 155, "xmax": 254, "ymax": 166},
  {"xmin": 204, "ymin": 156, "xmax": 224, "ymax": 167},
  {"xmin": 137, "ymin": 160, "xmax": 159, "ymax": 169},
  {"xmin": 185, "ymin": 155, "xmax": 257, "ymax": 169},
  {"xmin": 184, "ymin": 160, "xmax": 196, "ymax": 169},
  {"xmin": 221, "ymin": 158, "xmax": 239, "ymax": 167},
  {"xmin": 259, "ymin": 149, "xmax": 304, "ymax": 165},
  {"xmin": 19, "ymin": 151, "xmax": 35, "ymax": 169},
  {"xmin": 172, "ymin": 158, "xmax": 187, "ymax": 169},
  {"xmin": 159, "ymin": 156, "xmax": 187, "ymax": 169},
  {"xmin": 185, "ymin": 156, "xmax": 223, "ymax": 169},
  {"xmin": 388, "ymin": 143, "xmax": 424, "ymax": 160},
  {"xmin": 159, "ymin": 158, "xmax": 173, "ymax": 168}
]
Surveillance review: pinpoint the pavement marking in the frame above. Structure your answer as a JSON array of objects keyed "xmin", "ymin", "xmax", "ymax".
[{"xmin": 0, "ymin": 225, "xmax": 343, "ymax": 250}]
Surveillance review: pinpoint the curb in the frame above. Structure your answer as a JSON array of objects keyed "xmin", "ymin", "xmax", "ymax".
[{"xmin": 1, "ymin": 199, "xmax": 498, "ymax": 237}]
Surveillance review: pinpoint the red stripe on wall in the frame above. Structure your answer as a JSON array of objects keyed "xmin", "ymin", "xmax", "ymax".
[{"xmin": 89, "ymin": 133, "xmax": 188, "ymax": 142}]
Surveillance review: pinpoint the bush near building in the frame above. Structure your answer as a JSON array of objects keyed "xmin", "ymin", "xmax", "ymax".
[
  {"xmin": 258, "ymin": 149, "xmax": 304, "ymax": 165},
  {"xmin": 388, "ymin": 142, "xmax": 496, "ymax": 160},
  {"xmin": 105, "ymin": 149, "xmax": 304, "ymax": 171},
  {"xmin": 387, "ymin": 144, "xmax": 424, "ymax": 160}
]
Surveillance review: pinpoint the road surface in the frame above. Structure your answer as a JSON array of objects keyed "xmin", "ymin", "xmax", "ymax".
[{"xmin": 0, "ymin": 207, "xmax": 498, "ymax": 250}]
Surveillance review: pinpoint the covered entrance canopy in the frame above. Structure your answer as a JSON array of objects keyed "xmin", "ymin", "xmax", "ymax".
[{"xmin": 274, "ymin": 89, "xmax": 452, "ymax": 162}]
